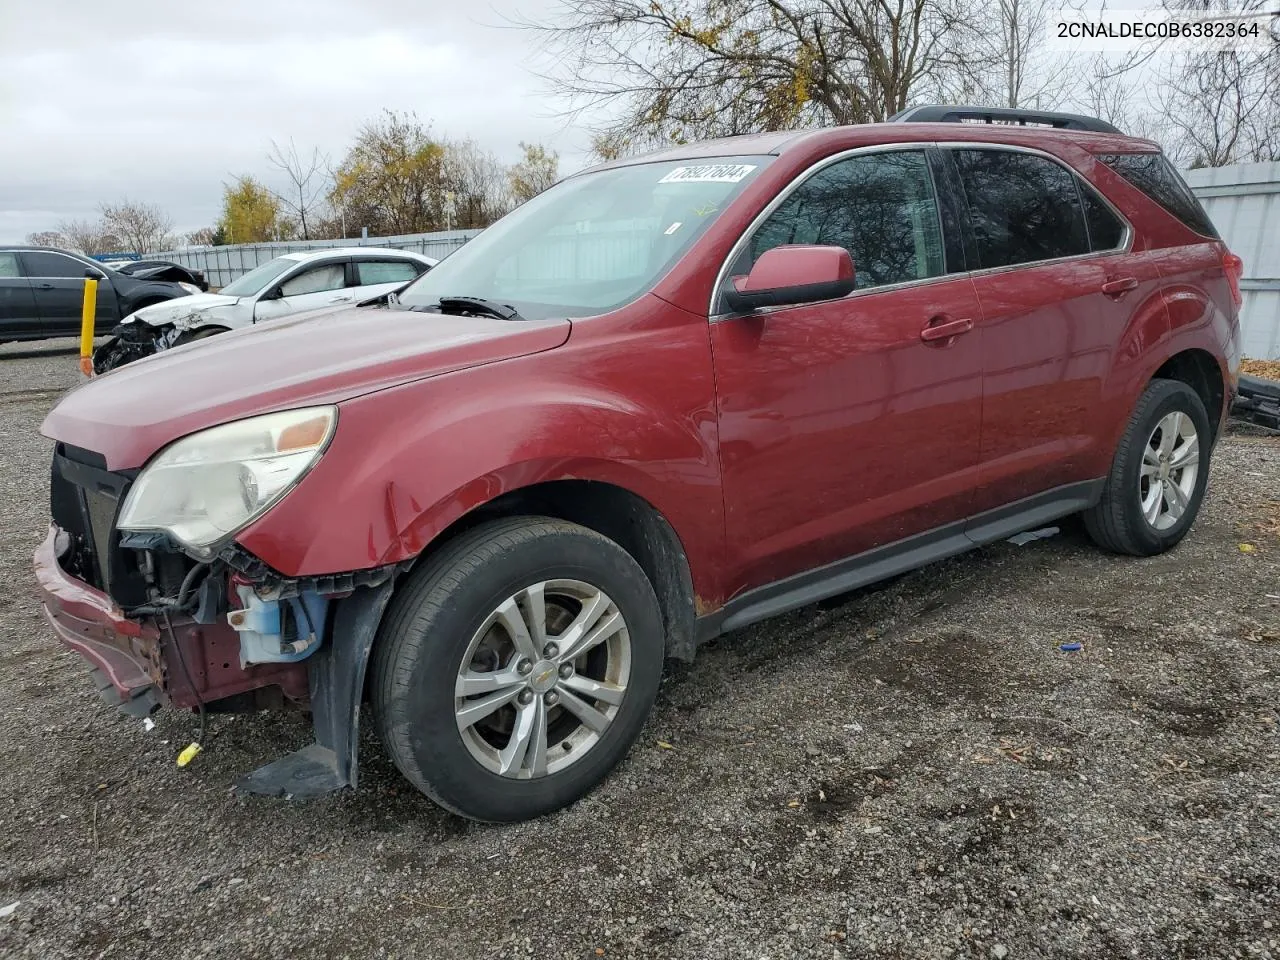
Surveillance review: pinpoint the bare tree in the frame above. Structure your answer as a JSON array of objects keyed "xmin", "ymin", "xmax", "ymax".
[
  {"xmin": 1082, "ymin": 0, "xmax": 1280, "ymax": 166},
  {"xmin": 55, "ymin": 219, "xmax": 122, "ymax": 255},
  {"xmin": 976, "ymin": 0, "xmax": 1081, "ymax": 108},
  {"xmin": 266, "ymin": 138, "xmax": 330, "ymax": 241},
  {"xmin": 25, "ymin": 230, "xmax": 66, "ymax": 248},
  {"xmin": 99, "ymin": 200, "xmax": 172, "ymax": 253},
  {"xmin": 442, "ymin": 139, "xmax": 513, "ymax": 228},
  {"xmin": 531, "ymin": 0, "xmax": 991, "ymax": 152},
  {"xmin": 1159, "ymin": 43, "xmax": 1280, "ymax": 166}
]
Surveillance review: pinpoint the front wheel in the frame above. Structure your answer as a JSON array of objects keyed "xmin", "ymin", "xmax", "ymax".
[
  {"xmin": 370, "ymin": 518, "xmax": 665, "ymax": 822},
  {"xmin": 1083, "ymin": 378, "xmax": 1212, "ymax": 556}
]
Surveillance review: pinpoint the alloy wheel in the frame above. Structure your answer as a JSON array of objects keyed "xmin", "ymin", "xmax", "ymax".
[
  {"xmin": 454, "ymin": 579, "xmax": 631, "ymax": 779},
  {"xmin": 1139, "ymin": 411, "xmax": 1199, "ymax": 531}
]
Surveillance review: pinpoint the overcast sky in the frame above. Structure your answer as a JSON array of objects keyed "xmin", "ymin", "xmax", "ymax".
[{"xmin": 0, "ymin": 0, "xmax": 592, "ymax": 243}]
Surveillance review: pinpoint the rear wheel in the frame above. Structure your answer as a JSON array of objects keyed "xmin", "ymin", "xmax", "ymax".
[
  {"xmin": 1083, "ymin": 378, "xmax": 1211, "ymax": 556},
  {"xmin": 370, "ymin": 518, "xmax": 664, "ymax": 822}
]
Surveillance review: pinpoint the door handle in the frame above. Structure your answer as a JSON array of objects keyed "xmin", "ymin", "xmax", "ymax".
[
  {"xmin": 329, "ymin": 295, "xmax": 352, "ymax": 303},
  {"xmin": 1101, "ymin": 277, "xmax": 1139, "ymax": 297},
  {"xmin": 38, "ymin": 282, "xmax": 54, "ymax": 289},
  {"xmin": 920, "ymin": 316, "xmax": 973, "ymax": 342}
]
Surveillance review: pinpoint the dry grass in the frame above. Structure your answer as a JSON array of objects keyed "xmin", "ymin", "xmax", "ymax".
[{"xmin": 1241, "ymin": 358, "xmax": 1280, "ymax": 380}]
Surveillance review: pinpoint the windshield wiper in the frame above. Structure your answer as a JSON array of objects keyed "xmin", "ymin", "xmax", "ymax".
[{"xmin": 434, "ymin": 296, "xmax": 524, "ymax": 322}]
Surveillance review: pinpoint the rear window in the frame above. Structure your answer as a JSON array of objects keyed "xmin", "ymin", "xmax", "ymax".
[
  {"xmin": 1099, "ymin": 153, "xmax": 1218, "ymax": 239},
  {"xmin": 951, "ymin": 149, "xmax": 1090, "ymax": 268}
]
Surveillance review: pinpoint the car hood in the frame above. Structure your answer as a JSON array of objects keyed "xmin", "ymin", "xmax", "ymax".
[
  {"xmin": 43, "ymin": 305, "xmax": 572, "ymax": 471},
  {"xmin": 126, "ymin": 293, "xmax": 241, "ymax": 329}
]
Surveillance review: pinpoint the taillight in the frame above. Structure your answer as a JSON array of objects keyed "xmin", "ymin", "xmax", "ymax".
[{"xmin": 1224, "ymin": 251, "xmax": 1244, "ymax": 308}]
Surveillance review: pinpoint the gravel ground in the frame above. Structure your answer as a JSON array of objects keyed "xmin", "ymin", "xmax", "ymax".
[{"xmin": 1, "ymin": 340, "xmax": 1278, "ymax": 959}]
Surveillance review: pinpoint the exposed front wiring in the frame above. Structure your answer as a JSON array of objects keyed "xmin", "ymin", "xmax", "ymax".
[{"xmin": 162, "ymin": 607, "xmax": 207, "ymax": 766}]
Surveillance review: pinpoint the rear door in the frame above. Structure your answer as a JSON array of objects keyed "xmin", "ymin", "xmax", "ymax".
[
  {"xmin": 253, "ymin": 258, "xmax": 351, "ymax": 322},
  {"xmin": 351, "ymin": 257, "xmax": 426, "ymax": 301},
  {"xmin": 0, "ymin": 252, "xmax": 38, "ymax": 339},
  {"xmin": 945, "ymin": 146, "xmax": 1164, "ymax": 515}
]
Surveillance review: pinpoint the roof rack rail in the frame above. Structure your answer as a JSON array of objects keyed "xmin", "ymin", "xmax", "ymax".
[{"xmin": 886, "ymin": 104, "xmax": 1122, "ymax": 135}]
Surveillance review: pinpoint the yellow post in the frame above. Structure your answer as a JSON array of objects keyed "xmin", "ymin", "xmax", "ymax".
[{"xmin": 79, "ymin": 271, "xmax": 98, "ymax": 378}]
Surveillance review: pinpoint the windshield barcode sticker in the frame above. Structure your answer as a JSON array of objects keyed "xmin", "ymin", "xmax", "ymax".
[{"xmin": 658, "ymin": 164, "xmax": 757, "ymax": 184}]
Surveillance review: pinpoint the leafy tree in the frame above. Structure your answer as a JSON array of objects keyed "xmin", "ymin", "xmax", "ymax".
[
  {"xmin": 329, "ymin": 110, "xmax": 447, "ymax": 235},
  {"xmin": 509, "ymin": 142, "xmax": 560, "ymax": 204},
  {"xmin": 217, "ymin": 176, "xmax": 284, "ymax": 244}
]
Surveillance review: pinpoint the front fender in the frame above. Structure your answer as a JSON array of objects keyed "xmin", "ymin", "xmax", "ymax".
[{"xmin": 236, "ymin": 304, "xmax": 726, "ymax": 602}]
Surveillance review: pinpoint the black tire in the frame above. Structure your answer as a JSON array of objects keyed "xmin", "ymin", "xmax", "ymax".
[
  {"xmin": 173, "ymin": 327, "xmax": 228, "ymax": 346},
  {"xmin": 370, "ymin": 517, "xmax": 664, "ymax": 822},
  {"xmin": 1083, "ymin": 378, "xmax": 1212, "ymax": 556}
]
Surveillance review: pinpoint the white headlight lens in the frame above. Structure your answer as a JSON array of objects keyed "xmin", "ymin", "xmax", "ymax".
[
  {"xmin": 178, "ymin": 282, "xmax": 202, "ymax": 295},
  {"xmin": 118, "ymin": 407, "xmax": 336, "ymax": 553}
]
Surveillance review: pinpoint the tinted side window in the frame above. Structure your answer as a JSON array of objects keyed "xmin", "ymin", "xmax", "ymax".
[
  {"xmin": 1080, "ymin": 183, "xmax": 1125, "ymax": 251},
  {"xmin": 356, "ymin": 260, "xmax": 419, "ymax": 285},
  {"xmin": 0, "ymin": 253, "xmax": 20, "ymax": 278},
  {"xmin": 952, "ymin": 150, "xmax": 1089, "ymax": 268},
  {"xmin": 745, "ymin": 150, "xmax": 946, "ymax": 291},
  {"xmin": 279, "ymin": 263, "xmax": 346, "ymax": 297},
  {"xmin": 1099, "ymin": 153, "xmax": 1218, "ymax": 238},
  {"xmin": 21, "ymin": 251, "xmax": 89, "ymax": 278}
]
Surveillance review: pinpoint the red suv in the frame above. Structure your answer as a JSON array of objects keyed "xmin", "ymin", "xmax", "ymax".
[{"xmin": 35, "ymin": 106, "xmax": 1241, "ymax": 822}]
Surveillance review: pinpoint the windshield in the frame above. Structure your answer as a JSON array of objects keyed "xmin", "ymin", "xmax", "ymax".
[
  {"xmin": 220, "ymin": 257, "xmax": 298, "ymax": 297},
  {"xmin": 397, "ymin": 156, "xmax": 772, "ymax": 320}
]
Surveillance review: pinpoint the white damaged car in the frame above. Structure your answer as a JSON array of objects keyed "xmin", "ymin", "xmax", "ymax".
[{"xmin": 93, "ymin": 247, "xmax": 436, "ymax": 372}]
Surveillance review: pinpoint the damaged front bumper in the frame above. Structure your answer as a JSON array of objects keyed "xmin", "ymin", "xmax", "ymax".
[
  {"xmin": 34, "ymin": 524, "xmax": 397, "ymax": 799},
  {"xmin": 35, "ymin": 525, "xmax": 310, "ymax": 713}
]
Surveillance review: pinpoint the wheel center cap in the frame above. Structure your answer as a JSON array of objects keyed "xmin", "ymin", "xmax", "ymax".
[
  {"xmin": 1159, "ymin": 462, "xmax": 1170, "ymax": 481},
  {"xmin": 528, "ymin": 660, "xmax": 558, "ymax": 694}
]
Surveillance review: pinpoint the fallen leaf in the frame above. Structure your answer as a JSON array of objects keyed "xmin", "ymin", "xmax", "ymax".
[
  {"xmin": 656, "ymin": 741, "xmax": 674, "ymax": 750},
  {"xmin": 787, "ymin": 800, "xmax": 801, "ymax": 808},
  {"xmin": 1239, "ymin": 543, "xmax": 1256, "ymax": 553}
]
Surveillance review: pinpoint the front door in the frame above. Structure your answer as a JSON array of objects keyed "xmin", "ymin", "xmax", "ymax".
[
  {"xmin": 710, "ymin": 148, "xmax": 985, "ymax": 600},
  {"xmin": 18, "ymin": 250, "xmax": 119, "ymax": 336},
  {"xmin": 254, "ymin": 259, "xmax": 351, "ymax": 322}
]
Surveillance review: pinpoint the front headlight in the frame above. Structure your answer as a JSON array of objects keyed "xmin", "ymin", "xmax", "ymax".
[
  {"xmin": 118, "ymin": 407, "xmax": 337, "ymax": 556},
  {"xmin": 178, "ymin": 282, "xmax": 202, "ymax": 295}
]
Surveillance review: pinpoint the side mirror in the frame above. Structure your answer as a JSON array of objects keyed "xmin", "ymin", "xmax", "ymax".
[
  {"xmin": 84, "ymin": 267, "xmax": 107, "ymax": 281},
  {"xmin": 259, "ymin": 286, "xmax": 283, "ymax": 301},
  {"xmin": 723, "ymin": 245, "xmax": 856, "ymax": 313}
]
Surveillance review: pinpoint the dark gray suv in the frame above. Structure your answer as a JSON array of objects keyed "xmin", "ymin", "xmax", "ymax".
[{"xmin": 0, "ymin": 246, "xmax": 192, "ymax": 344}]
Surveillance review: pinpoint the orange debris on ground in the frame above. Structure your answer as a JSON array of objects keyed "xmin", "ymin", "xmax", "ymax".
[{"xmin": 1241, "ymin": 359, "xmax": 1280, "ymax": 381}]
